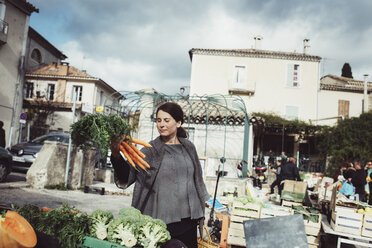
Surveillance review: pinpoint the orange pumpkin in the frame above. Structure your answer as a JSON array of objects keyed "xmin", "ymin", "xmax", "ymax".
[{"xmin": 0, "ymin": 210, "xmax": 37, "ymax": 248}]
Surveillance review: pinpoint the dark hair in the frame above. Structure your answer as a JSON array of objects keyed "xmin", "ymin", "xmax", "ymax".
[
  {"xmin": 0, "ymin": 121, "xmax": 3, "ymax": 128},
  {"xmin": 156, "ymin": 102, "xmax": 187, "ymax": 138}
]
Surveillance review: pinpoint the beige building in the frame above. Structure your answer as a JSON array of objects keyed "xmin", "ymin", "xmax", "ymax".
[
  {"xmin": 317, "ymin": 74, "xmax": 372, "ymax": 126},
  {"xmin": 189, "ymin": 41, "xmax": 321, "ymax": 122},
  {"xmin": 188, "ymin": 40, "xmax": 322, "ymax": 158},
  {"xmin": 0, "ymin": 0, "xmax": 38, "ymax": 147},
  {"xmin": 23, "ymin": 63, "xmax": 122, "ymax": 139}
]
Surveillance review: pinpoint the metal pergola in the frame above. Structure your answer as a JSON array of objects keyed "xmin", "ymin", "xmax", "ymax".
[{"xmin": 104, "ymin": 90, "xmax": 251, "ymax": 176}]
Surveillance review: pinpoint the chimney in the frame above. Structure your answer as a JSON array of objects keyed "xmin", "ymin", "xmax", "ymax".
[
  {"xmin": 254, "ymin": 36, "xmax": 263, "ymax": 49},
  {"xmin": 303, "ymin": 39, "xmax": 310, "ymax": 54}
]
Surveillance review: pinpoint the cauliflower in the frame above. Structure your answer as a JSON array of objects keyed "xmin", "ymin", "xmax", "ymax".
[
  {"xmin": 137, "ymin": 219, "xmax": 171, "ymax": 248},
  {"xmin": 119, "ymin": 206, "xmax": 142, "ymax": 219},
  {"xmin": 107, "ymin": 217, "xmax": 139, "ymax": 248},
  {"xmin": 88, "ymin": 209, "xmax": 114, "ymax": 240}
]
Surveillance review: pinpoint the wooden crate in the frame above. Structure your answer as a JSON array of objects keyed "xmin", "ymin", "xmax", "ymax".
[
  {"xmin": 260, "ymin": 206, "xmax": 293, "ymax": 218},
  {"xmin": 281, "ymin": 200, "xmax": 303, "ymax": 208},
  {"xmin": 231, "ymin": 201, "xmax": 261, "ymax": 219},
  {"xmin": 307, "ymin": 234, "xmax": 320, "ymax": 247},
  {"xmin": 227, "ymin": 222, "xmax": 246, "ymax": 247},
  {"xmin": 303, "ymin": 213, "xmax": 321, "ymax": 236},
  {"xmin": 308, "ymin": 244, "xmax": 319, "ymax": 248},
  {"xmin": 331, "ymin": 209, "xmax": 363, "ymax": 236},
  {"xmin": 363, "ymin": 213, "xmax": 372, "ymax": 229},
  {"xmin": 361, "ymin": 226, "xmax": 372, "ymax": 238},
  {"xmin": 227, "ymin": 201, "xmax": 261, "ymax": 247}
]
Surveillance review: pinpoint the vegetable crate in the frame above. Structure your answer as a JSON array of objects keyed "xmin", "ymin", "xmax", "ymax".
[
  {"xmin": 331, "ymin": 207, "xmax": 363, "ymax": 236},
  {"xmin": 304, "ymin": 215, "xmax": 321, "ymax": 248},
  {"xmin": 227, "ymin": 201, "xmax": 261, "ymax": 247},
  {"xmin": 361, "ymin": 213, "xmax": 372, "ymax": 238},
  {"xmin": 303, "ymin": 213, "xmax": 322, "ymax": 236},
  {"xmin": 281, "ymin": 180, "xmax": 307, "ymax": 203},
  {"xmin": 260, "ymin": 206, "xmax": 293, "ymax": 218},
  {"xmin": 78, "ymin": 236, "xmax": 127, "ymax": 248},
  {"xmin": 281, "ymin": 200, "xmax": 303, "ymax": 208}
]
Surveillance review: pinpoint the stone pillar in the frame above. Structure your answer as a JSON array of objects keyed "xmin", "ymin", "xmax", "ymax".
[{"xmin": 26, "ymin": 141, "xmax": 97, "ymax": 189}]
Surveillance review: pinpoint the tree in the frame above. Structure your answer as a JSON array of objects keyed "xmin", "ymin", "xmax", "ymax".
[
  {"xmin": 317, "ymin": 112, "xmax": 372, "ymax": 176},
  {"xmin": 341, "ymin": 63, "xmax": 353, "ymax": 78}
]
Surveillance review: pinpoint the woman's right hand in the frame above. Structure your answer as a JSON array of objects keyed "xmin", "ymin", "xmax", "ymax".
[{"xmin": 110, "ymin": 135, "xmax": 124, "ymax": 159}]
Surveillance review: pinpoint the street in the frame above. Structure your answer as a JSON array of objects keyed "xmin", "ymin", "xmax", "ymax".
[{"xmin": 0, "ymin": 172, "xmax": 132, "ymax": 217}]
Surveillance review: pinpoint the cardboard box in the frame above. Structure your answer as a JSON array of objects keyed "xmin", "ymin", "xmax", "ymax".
[{"xmin": 281, "ymin": 180, "xmax": 308, "ymax": 203}]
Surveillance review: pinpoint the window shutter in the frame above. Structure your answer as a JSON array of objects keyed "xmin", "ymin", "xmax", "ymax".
[
  {"xmin": 338, "ymin": 100, "xmax": 349, "ymax": 118},
  {"xmin": 287, "ymin": 64, "xmax": 294, "ymax": 87}
]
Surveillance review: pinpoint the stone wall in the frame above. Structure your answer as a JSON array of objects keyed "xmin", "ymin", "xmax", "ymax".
[{"xmin": 26, "ymin": 141, "xmax": 97, "ymax": 189}]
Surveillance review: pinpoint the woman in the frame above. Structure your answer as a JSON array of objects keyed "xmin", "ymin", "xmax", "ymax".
[{"xmin": 110, "ymin": 102, "xmax": 209, "ymax": 248}]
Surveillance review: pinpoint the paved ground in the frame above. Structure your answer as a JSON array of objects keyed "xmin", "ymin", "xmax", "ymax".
[{"xmin": 0, "ymin": 172, "xmax": 132, "ymax": 217}]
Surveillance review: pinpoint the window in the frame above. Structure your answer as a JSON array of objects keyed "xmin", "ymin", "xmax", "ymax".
[
  {"xmin": 47, "ymin": 84, "xmax": 55, "ymax": 101},
  {"xmin": 72, "ymin": 86, "xmax": 82, "ymax": 101},
  {"xmin": 338, "ymin": 100, "xmax": 349, "ymax": 119},
  {"xmin": 24, "ymin": 82, "xmax": 33, "ymax": 98},
  {"xmin": 233, "ymin": 65, "xmax": 247, "ymax": 87},
  {"xmin": 99, "ymin": 90, "xmax": 104, "ymax": 106},
  {"xmin": 31, "ymin": 49, "xmax": 42, "ymax": 63},
  {"xmin": 287, "ymin": 64, "xmax": 300, "ymax": 87},
  {"xmin": 285, "ymin": 105, "xmax": 299, "ymax": 120}
]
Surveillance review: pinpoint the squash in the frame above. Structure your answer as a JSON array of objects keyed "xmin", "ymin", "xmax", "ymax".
[{"xmin": 0, "ymin": 210, "xmax": 37, "ymax": 248}]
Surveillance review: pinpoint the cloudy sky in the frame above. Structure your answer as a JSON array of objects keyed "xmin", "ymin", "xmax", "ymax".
[{"xmin": 28, "ymin": 0, "xmax": 372, "ymax": 95}]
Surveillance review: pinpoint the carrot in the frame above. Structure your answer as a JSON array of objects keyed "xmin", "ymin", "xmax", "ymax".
[
  {"xmin": 126, "ymin": 136, "xmax": 152, "ymax": 147},
  {"xmin": 128, "ymin": 142, "xmax": 146, "ymax": 159},
  {"xmin": 122, "ymin": 141, "xmax": 151, "ymax": 169},
  {"xmin": 130, "ymin": 153, "xmax": 148, "ymax": 172},
  {"xmin": 41, "ymin": 207, "xmax": 52, "ymax": 212},
  {"xmin": 119, "ymin": 145, "xmax": 138, "ymax": 171}
]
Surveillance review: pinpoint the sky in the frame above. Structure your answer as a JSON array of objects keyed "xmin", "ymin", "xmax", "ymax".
[{"xmin": 28, "ymin": 0, "xmax": 372, "ymax": 95}]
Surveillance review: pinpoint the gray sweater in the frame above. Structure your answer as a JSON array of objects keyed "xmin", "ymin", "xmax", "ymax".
[{"xmin": 111, "ymin": 136, "xmax": 209, "ymax": 223}]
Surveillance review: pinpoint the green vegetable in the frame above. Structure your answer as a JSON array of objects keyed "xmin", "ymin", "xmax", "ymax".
[
  {"xmin": 235, "ymin": 195, "xmax": 264, "ymax": 207},
  {"xmin": 88, "ymin": 209, "xmax": 114, "ymax": 240},
  {"xmin": 292, "ymin": 205, "xmax": 320, "ymax": 223},
  {"xmin": 137, "ymin": 218, "xmax": 171, "ymax": 248},
  {"xmin": 71, "ymin": 113, "xmax": 131, "ymax": 155},
  {"xmin": 16, "ymin": 204, "xmax": 89, "ymax": 248},
  {"xmin": 118, "ymin": 206, "xmax": 142, "ymax": 220},
  {"xmin": 107, "ymin": 216, "xmax": 139, "ymax": 248}
]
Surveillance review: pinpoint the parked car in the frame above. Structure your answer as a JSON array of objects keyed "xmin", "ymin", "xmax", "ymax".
[
  {"xmin": 9, "ymin": 132, "xmax": 70, "ymax": 172},
  {"xmin": 0, "ymin": 147, "xmax": 13, "ymax": 182}
]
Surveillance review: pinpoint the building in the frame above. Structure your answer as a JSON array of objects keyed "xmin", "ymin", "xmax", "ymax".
[
  {"xmin": 25, "ymin": 26, "xmax": 67, "ymax": 72},
  {"xmin": 0, "ymin": 0, "xmax": 38, "ymax": 147},
  {"xmin": 317, "ymin": 74, "xmax": 372, "ymax": 126},
  {"xmin": 23, "ymin": 63, "xmax": 122, "ymax": 139},
  {"xmin": 189, "ymin": 39, "xmax": 322, "ymax": 159}
]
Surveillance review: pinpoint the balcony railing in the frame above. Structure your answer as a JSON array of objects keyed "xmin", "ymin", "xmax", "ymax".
[{"xmin": 0, "ymin": 19, "xmax": 9, "ymax": 45}]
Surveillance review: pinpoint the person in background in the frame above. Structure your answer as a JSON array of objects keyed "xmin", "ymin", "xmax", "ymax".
[
  {"xmin": 110, "ymin": 102, "xmax": 209, "ymax": 248},
  {"xmin": 343, "ymin": 162, "xmax": 356, "ymax": 182},
  {"xmin": 351, "ymin": 160, "xmax": 367, "ymax": 202},
  {"xmin": 365, "ymin": 161, "xmax": 372, "ymax": 205},
  {"xmin": 334, "ymin": 162, "xmax": 348, "ymax": 182},
  {"xmin": 268, "ymin": 160, "xmax": 282, "ymax": 196},
  {"xmin": 0, "ymin": 121, "xmax": 5, "ymax": 148},
  {"xmin": 278, "ymin": 157, "xmax": 301, "ymax": 194}
]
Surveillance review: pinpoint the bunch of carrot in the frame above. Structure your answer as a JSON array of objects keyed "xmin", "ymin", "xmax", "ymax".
[{"xmin": 119, "ymin": 136, "xmax": 151, "ymax": 172}]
